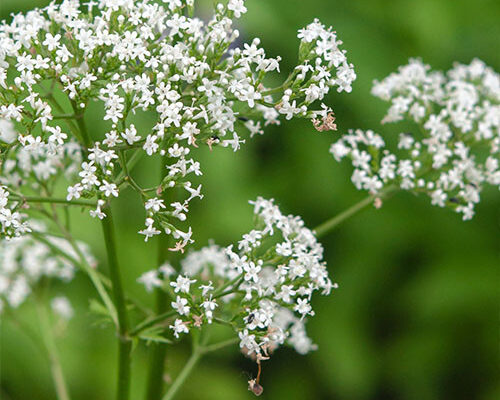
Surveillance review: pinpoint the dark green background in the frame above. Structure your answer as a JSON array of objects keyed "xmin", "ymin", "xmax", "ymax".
[{"xmin": 1, "ymin": 1, "xmax": 499, "ymax": 399}]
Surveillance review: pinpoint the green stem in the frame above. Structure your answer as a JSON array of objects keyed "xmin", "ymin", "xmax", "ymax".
[
  {"xmin": 158, "ymin": 331, "xmax": 232, "ymax": 400},
  {"xmin": 145, "ymin": 153, "xmax": 171, "ymax": 400},
  {"xmin": 314, "ymin": 186, "xmax": 399, "ymax": 238},
  {"xmin": 201, "ymin": 338, "xmax": 239, "ymax": 354},
  {"xmin": 101, "ymin": 205, "xmax": 131, "ymax": 400},
  {"xmin": 162, "ymin": 347, "xmax": 202, "ymax": 400},
  {"xmin": 52, "ymin": 114, "xmax": 79, "ymax": 120},
  {"xmin": 7, "ymin": 190, "xmax": 96, "ymax": 207},
  {"xmin": 131, "ymin": 310, "xmax": 177, "ymax": 336},
  {"xmin": 117, "ymin": 149, "xmax": 144, "ymax": 186},
  {"xmin": 4, "ymin": 307, "xmax": 47, "ymax": 357},
  {"xmin": 35, "ymin": 300, "xmax": 71, "ymax": 400},
  {"xmin": 212, "ymin": 274, "xmax": 243, "ymax": 298},
  {"xmin": 31, "ymin": 231, "xmax": 119, "ymax": 327},
  {"xmin": 46, "ymin": 94, "xmax": 82, "ymax": 143},
  {"xmin": 313, "ymin": 195, "xmax": 375, "ymax": 238},
  {"xmin": 71, "ymin": 102, "xmax": 92, "ymax": 148}
]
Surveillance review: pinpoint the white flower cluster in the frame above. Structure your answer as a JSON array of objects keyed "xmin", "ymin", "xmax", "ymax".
[
  {"xmin": 0, "ymin": 224, "xmax": 95, "ymax": 312},
  {"xmin": 0, "ymin": 0, "xmax": 354, "ymax": 246},
  {"xmin": 0, "ymin": 116, "xmax": 83, "ymax": 239},
  {"xmin": 330, "ymin": 59, "xmax": 500, "ymax": 219},
  {"xmin": 275, "ymin": 18, "xmax": 357, "ymax": 131},
  {"xmin": 0, "ymin": 186, "xmax": 30, "ymax": 238},
  {"xmin": 138, "ymin": 198, "xmax": 336, "ymax": 356}
]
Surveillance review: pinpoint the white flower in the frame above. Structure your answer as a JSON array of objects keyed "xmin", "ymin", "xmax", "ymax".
[
  {"xmin": 294, "ymin": 298, "xmax": 314, "ymax": 318},
  {"xmin": 171, "ymin": 296, "xmax": 190, "ymax": 316},
  {"xmin": 0, "ymin": 119, "xmax": 17, "ymax": 143},
  {"xmin": 137, "ymin": 270, "xmax": 163, "ymax": 292},
  {"xmin": 170, "ymin": 275, "xmax": 196, "ymax": 294},
  {"xmin": 169, "ymin": 319, "xmax": 189, "ymax": 338},
  {"xmin": 121, "ymin": 124, "xmax": 141, "ymax": 145},
  {"xmin": 228, "ymin": 0, "xmax": 247, "ymax": 18},
  {"xmin": 139, "ymin": 218, "xmax": 161, "ymax": 241},
  {"xmin": 100, "ymin": 180, "xmax": 119, "ymax": 198},
  {"xmin": 145, "ymin": 198, "xmax": 166, "ymax": 213},
  {"xmin": 51, "ymin": 296, "xmax": 74, "ymax": 320}
]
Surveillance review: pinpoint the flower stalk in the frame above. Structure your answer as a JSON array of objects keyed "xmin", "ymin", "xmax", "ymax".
[
  {"xmin": 145, "ymin": 153, "xmax": 174, "ymax": 400},
  {"xmin": 35, "ymin": 298, "xmax": 71, "ymax": 400},
  {"xmin": 314, "ymin": 186, "xmax": 399, "ymax": 238},
  {"xmin": 100, "ymin": 205, "xmax": 131, "ymax": 400}
]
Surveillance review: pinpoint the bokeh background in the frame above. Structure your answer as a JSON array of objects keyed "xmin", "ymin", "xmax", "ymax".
[{"xmin": 1, "ymin": 1, "xmax": 499, "ymax": 399}]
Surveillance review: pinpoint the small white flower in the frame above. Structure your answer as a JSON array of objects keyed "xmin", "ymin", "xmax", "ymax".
[
  {"xmin": 170, "ymin": 275, "xmax": 196, "ymax": 294},
  {"xmin": 169, "ymin": 319, "xmax": 189, "ymax": 338},
  {"xmin": 171, "ymin": 295, "xmax": 190, "ymax": 316},
  {"xmin": 51, "ymin": 296, "xmax": 74, "ymax": 320},
  {"xmin": 137, "ymin": 270, "xmax": 163, "ymax": 292}
]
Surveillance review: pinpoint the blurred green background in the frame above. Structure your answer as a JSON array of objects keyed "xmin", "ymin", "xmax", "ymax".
[{"xmin": 1, "ymin": 0, "xmax": 499, "ymax": 399}]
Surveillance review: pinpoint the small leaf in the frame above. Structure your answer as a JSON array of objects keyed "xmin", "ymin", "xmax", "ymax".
[{"xmin": 139, "ymin": 333, "xmax": 173, "ymax": 345}]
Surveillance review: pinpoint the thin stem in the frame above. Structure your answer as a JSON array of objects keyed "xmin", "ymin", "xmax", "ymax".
[
  {"xmin": 101, "ymin": 205, "xmax": 131, "ymax": 400},
  {"xmin": 116, "ymin": 149, "xmax": 144, "ymax": 186},
  {"xmin": 52, "ymin": 114, "xmax": 79, "ymax": 120},
  {"xmin": 4, "ymin": 307, "xmax": 47, "ymax": 357},
  {"xmin": 10, "ymin": 194, "xmax": 96, "ymax": 207},
  {"xmin": 35, "ymin": 300, "xmax": 71, "ymax": 400},
  {"xmin": 314, "ymin": 186, "xmax": 399, "ymax": 238},
  {"xmin": 313, "ymin": 195, "xmax": 375, "ymax": 238},
  {"xmin": 131, "ymin": 310, "xmax": 177, "ymax": 336},
  {"xmin": 212, "ymin": 274, "xmax": 243, "ymax": 299},
  {"xmin": 201, "ymin": 338, "xmax": 239, "ymax": 354},
  {"xmin": 46, "ymin": 94, "xmax": 83, "ymax": 143},
  {"xmin": 162, "ymin": 345, "xmax": 202, "ymax": 400},
  {"xmin": 33, "ymin": 230, "xmax": 149, "ymax": 318},
  {"xmin": 39, "ymin": 220, "xmax": 119, "ymax": 327},
  {"xmin": 71, "ymin": 102, "xmax": 92, "ymax": 148}
]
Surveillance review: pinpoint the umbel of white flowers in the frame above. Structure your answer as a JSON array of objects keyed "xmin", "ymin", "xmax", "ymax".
[
  {"xmin": 0, "ymin": 0, "xmax": 356, "ymax": 245},
  {"xmin": 138, "ymin": 197, "xmax": 337, "ymax": 356},
  {"xmin": 330, "ymin": 59, "xmax": 500, "ymax": 220},
  {"xmin": 0, "ymin": 221, "xmax": 95, "ymax": 313}
]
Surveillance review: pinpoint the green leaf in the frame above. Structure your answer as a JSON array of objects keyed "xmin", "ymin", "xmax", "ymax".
[
  {"xmin": 138, "ymin": 326, "xmax": 173, "ymax": 345},
  {"xmin": 139, "ymin": 333, "xmax": 173, "ymax": 345}
]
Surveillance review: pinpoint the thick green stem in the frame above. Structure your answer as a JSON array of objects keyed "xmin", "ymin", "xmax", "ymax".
[
  {"xmin": 36, "ymin": 300, "xmax": 71, "ymax": 400},
  {"xmin": 101, "ymin": 206, "xmax": 131, "ymax": 400},
  {"xmin": 145, "ymin": 154, "xmax": 171, "ymax": 400}
]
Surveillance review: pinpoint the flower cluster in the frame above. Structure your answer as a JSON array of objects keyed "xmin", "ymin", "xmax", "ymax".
[
  {"xmin": 0, "ymin": 0, "xmax": 355, "ymax": 246},
  {"xmin": 0, "ymin": 223, "xmax": 95, "ymax": 312},
  {"xmin": 138, "ymin": 197, "xmax": 336, "ymax": 356},
  {"xmin": 330, "ymin": 59, "xmax": 500, "ymax": 219},
  {"xmin": 0, "ymin": 185, "xmax": 30, "ymax": 238}
]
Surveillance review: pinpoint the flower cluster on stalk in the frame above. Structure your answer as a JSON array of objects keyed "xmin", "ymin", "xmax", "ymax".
[
  {"xmin": 0, "ymin": 222, "xmax": 95, "ymax": 313},
  {"xmin": 330, "ymin": 59, "xmax": 500, "ymax": 219},
  {"xmin": 0, "ymin": 0, "xmax": 355, "ymax": 246},
  {"xmin": 138, "ymin": 197, "xmax": 336, "ymax": 356}
]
